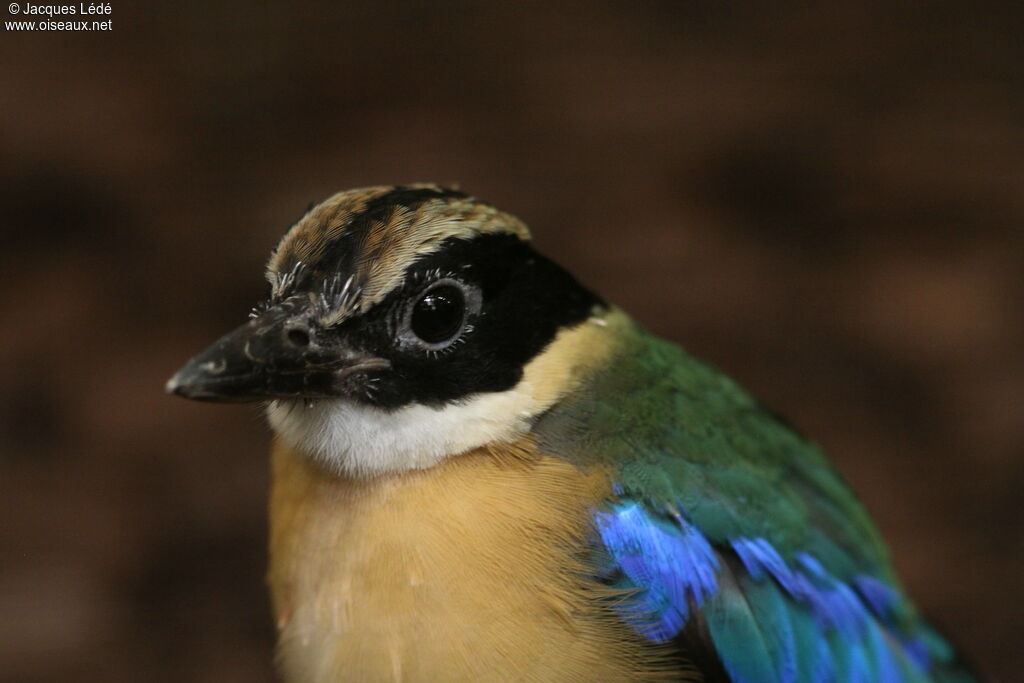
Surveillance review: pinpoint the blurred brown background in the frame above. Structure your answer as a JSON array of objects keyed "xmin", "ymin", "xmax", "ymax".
[{"xmin": 1, "ymin": 1, "xmax": 1021, "ymax": 681}]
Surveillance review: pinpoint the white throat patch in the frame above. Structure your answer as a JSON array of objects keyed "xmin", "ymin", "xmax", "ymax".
[
  {"xmin": 266, "ymin": 391, "xmax": 534, "ymax": 477},
  {"xmin": 265, "ymin": 314, "xmax": 619, "ymax": 477}
]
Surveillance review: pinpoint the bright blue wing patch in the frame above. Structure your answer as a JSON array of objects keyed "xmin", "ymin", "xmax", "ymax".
[
  {"xmin": 595, "ymin": 500, "xmax": 942, "ymax": 683},
  {"xmin": 593, "ymin": 501, "xmax": 719, "ymax": 641}
]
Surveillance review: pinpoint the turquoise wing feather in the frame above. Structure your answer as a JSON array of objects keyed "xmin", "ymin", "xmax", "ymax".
[{"xmin": 535, "ymin": 319, "xmax": 971, "ymax": 682}]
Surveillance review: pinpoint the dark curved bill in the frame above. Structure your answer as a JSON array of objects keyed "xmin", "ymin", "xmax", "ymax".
[{"xmin": 165, "ymin": 301, "xmax": 388, "ymax": 403}]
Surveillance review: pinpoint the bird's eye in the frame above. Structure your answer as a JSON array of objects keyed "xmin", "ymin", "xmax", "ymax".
[{"xmin": 409, "ymin": 283, "xmax": 466, "ymax": 345}]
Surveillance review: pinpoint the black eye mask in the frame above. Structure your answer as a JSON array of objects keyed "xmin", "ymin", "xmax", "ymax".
[{"xmin": 324, "ymin": 233, "xmax": 605, "ymax": 410}]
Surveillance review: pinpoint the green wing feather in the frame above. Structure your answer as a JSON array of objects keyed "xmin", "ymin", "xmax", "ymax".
[
  {"xmin": 534, "ymin": 313, "xmax": 971, "ymax": 682},
  {"xmin": 539, "ymin": 317, "xmax": 890, "ymax": 580}
]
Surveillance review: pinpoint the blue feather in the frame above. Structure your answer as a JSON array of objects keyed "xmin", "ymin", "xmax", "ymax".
[
  {"xmin": 785, "ymin": 592, "xmax": 835, "ymax": 682},
  {"xmin": 597, "ymin": 503, "xmax": 947, "ymax": 682},
  {"xmin": 853, "ymin": 574, "xmax": 901, "ymax": 618},
  {"xmin": 593, "ymin": 501, "xmax": 718, "ymax": 641},
  {"xmin": 705, "ymin": 573, "xmax": 784, "ymax": 683}
]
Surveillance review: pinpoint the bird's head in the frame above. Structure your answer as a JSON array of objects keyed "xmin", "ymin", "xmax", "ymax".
[{"xmin": 167, "ymin": 184, "xmax": 608, "ymax": 476}]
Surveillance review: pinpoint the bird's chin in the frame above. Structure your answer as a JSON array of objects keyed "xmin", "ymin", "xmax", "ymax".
[
  {"xmin": 266, "ymin": 398, "xmax": 352, "ymax": 470},
  {"xmin": 265, "ymin": 390, "xmax": 535, "ymax": 478},
  {"xmin": 264, "ymin": 397, "xmax": 452, "ymax": 478}
]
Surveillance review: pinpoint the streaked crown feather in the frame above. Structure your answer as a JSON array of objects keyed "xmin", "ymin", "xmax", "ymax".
[{"xmin": 266, "ymin": 184, "xmax": 530, "ymax": 326}]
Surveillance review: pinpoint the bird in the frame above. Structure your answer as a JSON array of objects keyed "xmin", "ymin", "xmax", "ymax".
[{"xmin": 167, "ymin": 184, "xmax": 974, "ymax": 682}]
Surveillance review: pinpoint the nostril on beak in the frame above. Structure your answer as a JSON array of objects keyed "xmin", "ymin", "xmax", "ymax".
[{"xmin": 286, "ymin": 327, "xmax": 311, "ymax": 347}]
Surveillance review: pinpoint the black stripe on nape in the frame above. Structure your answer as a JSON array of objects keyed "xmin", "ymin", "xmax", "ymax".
[{"xmin": 303, "ymin": 186, "xmax": 468, "ymax": 291}]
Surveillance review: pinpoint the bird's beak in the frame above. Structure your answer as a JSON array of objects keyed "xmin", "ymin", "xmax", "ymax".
[{"xmin": 165, "ymin": 298, "xmax": 389, "ymax": 403}]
